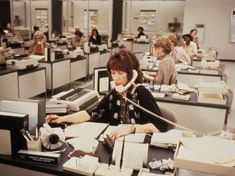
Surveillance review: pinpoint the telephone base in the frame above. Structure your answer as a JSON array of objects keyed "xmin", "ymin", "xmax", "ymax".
[{"xmin": 95, "ymin": 163, "xmax": 133, "ymax": 176}]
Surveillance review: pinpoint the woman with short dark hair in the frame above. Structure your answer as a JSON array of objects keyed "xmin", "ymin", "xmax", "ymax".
[{"xmin": 46, "ymin": 49, "xmax": 168, "ymax": 140}]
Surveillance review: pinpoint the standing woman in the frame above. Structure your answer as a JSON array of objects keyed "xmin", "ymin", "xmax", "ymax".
[
  {"xmin": 89, "ymin": 28, "xmax": 102, "ymax": 45},
  {"xmin": 46, "ymin": 49, "xmax": 168, "ymax": 140},
  {"xmin": 26, "ymin": 31, "xmax": 50, "ymax": 56}
]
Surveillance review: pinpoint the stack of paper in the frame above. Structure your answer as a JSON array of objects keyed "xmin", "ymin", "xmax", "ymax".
[
  {"xmin": 175, "ymin": 136, "xmax": 235, "ymax": 175},
  {"xmin": 46, "ymin": 102, "xmax": 68, "ymax": 114},
  {"xmin": 151, "ymin": 129, "xmax": 184, "ymax": 148},
  {"xmin": 172, "ymin": 93, "xmax": 191, "ymax": 101},
  {"xmin": 64, "ymin": 122, "xmax": 108, "ymax": 138}
]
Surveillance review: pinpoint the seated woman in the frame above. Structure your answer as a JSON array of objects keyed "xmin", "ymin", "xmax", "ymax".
[
  {"xmin": 143, "ymin": 36, "xmax": 177, "ymax": 85},
  {"xmin": 136, "ymin": 26, "xmax": 146, "ymax": 38},
  {"xmin": 71, "ymin": 31, "xmax": 85, "ymax": 48},
  {"xmin": 167, "ymin": 33, "xmax": 191, "ymax": 65},
  {"xmin": 182, "ymin": 34, "xmax": 198, "ymax": 58},
  {"xmin": 88, "ymin": 28, "xmax": 101, "ymax": 45},
  {"xmin": 46, "ymin": 49, "xmax": 168, "ymax": 140},
  {"xmin": 190, "ymin": 28, "xmax": 199, "ymax": 49},
  {"xmin": 26, "ymin": 31, "xmax": 50, "ymax": 56}
]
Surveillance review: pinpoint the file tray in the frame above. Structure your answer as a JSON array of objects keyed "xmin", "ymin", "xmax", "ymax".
[{"xmin": 174, "ymin": 141, "xmax": 235, "ymax": 176}]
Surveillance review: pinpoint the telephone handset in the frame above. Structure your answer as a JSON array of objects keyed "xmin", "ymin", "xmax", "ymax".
[{"xmin": 115, "ymin": 70, "xmax": 138, "ymax": 93}]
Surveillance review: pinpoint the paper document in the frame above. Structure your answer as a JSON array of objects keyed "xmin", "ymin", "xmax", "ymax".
[
  {"xmin": 112, "ymin": 141, "xmax": 148, "ymax": 170},
  {"xmin": 64, "ymin": 122, "xmax": 108, "ymax": 138},
  {"xmin": 181, "ymin": 136, "xmax": 235, "ymax": 166},
  {"xmin": 151, "ymin": 129, "xmax": 184, "ymax": 147}
]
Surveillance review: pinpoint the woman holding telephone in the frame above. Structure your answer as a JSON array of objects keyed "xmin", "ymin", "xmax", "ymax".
[
  {"xmin": 27, "ymin": 31, "xmax": 50, "ymax": 56},
  {"xmin": 45, "ymin": 49, "xmax": 168, "ymax": 140}
]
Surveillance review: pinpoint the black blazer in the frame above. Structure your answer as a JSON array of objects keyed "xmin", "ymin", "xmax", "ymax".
[{"xmin": 89, "ymin": 35, "xmax": 102, "ymax": 45}]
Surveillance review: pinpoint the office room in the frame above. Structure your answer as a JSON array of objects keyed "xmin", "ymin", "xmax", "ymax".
[{"xmin": 0, "ymin": 0, "xmax": 235, "ymax": 175}]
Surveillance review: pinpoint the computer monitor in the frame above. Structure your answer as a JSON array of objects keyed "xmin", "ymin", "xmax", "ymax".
[{"xmin": 94, "ymin": 67, "xmax": 110, "ymax": 95}]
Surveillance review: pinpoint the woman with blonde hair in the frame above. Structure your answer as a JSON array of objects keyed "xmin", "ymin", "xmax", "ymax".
[
  {"xmin": 143, "ymin": 36, "xmax": 177, "ymax": 85},
  {"xmin": 26, "ymin": 31, "xmax": 50, "ymax": 55}
]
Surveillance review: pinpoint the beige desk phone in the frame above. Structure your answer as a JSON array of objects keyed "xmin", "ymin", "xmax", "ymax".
[{"xmin": 115, "ymin": 70, "xmax": 138, "ymax": 93}]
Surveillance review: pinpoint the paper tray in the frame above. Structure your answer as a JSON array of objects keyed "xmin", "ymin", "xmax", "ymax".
[{"xmin": 174, "ymin": 141, "xmax": 235, "ymax": 176}]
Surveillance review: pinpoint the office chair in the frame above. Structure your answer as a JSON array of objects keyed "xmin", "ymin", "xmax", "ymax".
[{"xmin": 159, "ymin": 106, "xmax": 177, "ymax": 130}]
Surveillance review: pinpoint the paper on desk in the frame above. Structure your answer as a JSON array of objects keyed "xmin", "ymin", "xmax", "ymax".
[
  {"xmin": 112, "ymin": 141, "xmax": 148, "ymax": 170},
  {"xmin": 66, "ymin": 137, "xmax": 98, "ymax": 153},
  {"xmin": 151, "ymin": 129, "xmax": 184, "ymax": 147},
  {"xmin": 181, "ymin": 136, "xmax": 235, "ymax": 166},
  {"xmin": 64, "ymin": 122, "xmax": 108, "ymax": 139}
]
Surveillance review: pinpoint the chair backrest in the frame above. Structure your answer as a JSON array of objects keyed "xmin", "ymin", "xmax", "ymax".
[
  {"xmin": 169, "ymin": 71, "xmax": 177, "ymax": 85},
  {"xmin": 159, "ymin": 106, "xmax": 177, "ymax": 130}
]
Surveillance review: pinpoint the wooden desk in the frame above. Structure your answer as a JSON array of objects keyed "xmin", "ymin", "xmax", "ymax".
[
  {"xmin": 18, "ymin": 67, "xmax": 46, "ymax": 99},
  {"xmin": 39, "ymin": 58, "xmax": 70, "ymax": 94},
  {"xmin": 0, "ymin": 68, "xmax": 18, "ymax": 100},
  {"xmin": 152, "ymin": 90, "xmax": 229, "ymax": 133}
]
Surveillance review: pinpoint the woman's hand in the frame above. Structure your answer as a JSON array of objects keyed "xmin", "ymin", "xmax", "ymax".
[
  {"xmin": 109, "ymin": 127, "xmax": 132, "ymax": 141},
  {"xmin": 45, "ymin": 114, "xmax": 64, "ymax": 124}
]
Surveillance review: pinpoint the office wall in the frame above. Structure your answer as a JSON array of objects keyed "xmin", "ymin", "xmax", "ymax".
[
  {"xmin": 123, "ymin": 0, "xmax": 185, "ymax": 37},
  {"xmin": 183, "ymin": 0, "xmax": 235, "ymax": 60},
  {"xmin": 68, "ymin": 0, "xmax": 111, "ymax": 35}
]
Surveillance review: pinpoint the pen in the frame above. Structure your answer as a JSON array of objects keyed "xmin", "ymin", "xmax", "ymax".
[
  {"xmin": 119, "ymin": 136, "xmax": 125, "ymax": 171},
  {"xmin": 25, "ymin": 130, "xmax": 33, "ymax": 141}
]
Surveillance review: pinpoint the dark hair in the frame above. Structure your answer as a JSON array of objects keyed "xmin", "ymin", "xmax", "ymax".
[
  {"xmin": 75, "ymin": 31, "xmax": 83, "ymax": 37},
  {"xmin": 33, "ymin": 26, "xmax": 39, "ymax": 31},
  {"xmin": 138, "ymin": 26, "xmax": 144, "ymax": 31},
  {"xmin": 154, "ymin": 36, "xmax": 172, "ymax": 54},
  {"xmin": 190, "ymin": 28, "xmax": 198, "ymax": 35},
  {"xmin": 91, "ymin": 28, "xmax": 100, "ymax": 36},
  {"xmin": 107, "ymin": 49, "xmax": 143, "ymax": 84},
  {"xmin": 182, "ymin": 34, "xmax": 192, "ymax": 46}
]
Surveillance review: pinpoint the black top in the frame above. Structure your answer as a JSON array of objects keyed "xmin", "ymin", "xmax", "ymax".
[
  {"xmin": 136, "ymin": 31, "xmax": 146, "ymax": 38},
  {"xmin": 90, "ymin": 85, "xmax": 168, "ymax": 132},
  {"xmin": 89, "ymin": 35, "xmax": 102, "ymax": 45}
]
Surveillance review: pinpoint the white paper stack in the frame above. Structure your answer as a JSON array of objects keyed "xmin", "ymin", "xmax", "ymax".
[
  {"xmin": 64, "ymin": 122, "xmax": 108, "ymax": 138},
  {"xmin": 151, "ymin": 129, "xmax": 184, "ymax": 148}
]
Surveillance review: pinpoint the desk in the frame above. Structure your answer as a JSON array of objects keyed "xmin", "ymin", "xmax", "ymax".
[
  {"xmin": 39, "ymin": 58, "xmax": 70, "ymax": 94},
  {"xmin": 99, "ymin": 50, "xmax": 110, "ymax": 67},
  {"xmin": 70, "ymin": 57, "xmax": 87, "ymax": 82},
  {"xmin": 0, "ymin": 68, "xmax": 18, "ymax": 100},
  {"xmin": 85, "ymin": 51, "xmax": 100, "ymax": 75},
  {"xmin": 177, "ymin": 69, "xmax": 223, "ymax": 87},
  {"xmin": 132, "ymin": 42, "xmax": 151, "ymax": 53},
  {"xmin": 153, "ymin": 91, "xmax": 229, "ymax": 133},
  {"xmin": 18, "ymin": 67, "xmax": 46, "ymax": 99},
  {"xmin": 0, "ymin": 142, "xmax": 174, "ymax": 176}
]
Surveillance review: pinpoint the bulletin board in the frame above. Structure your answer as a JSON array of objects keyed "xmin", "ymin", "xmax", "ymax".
[
  {"xmin": 84, "ymin": 9, "xmax": 98, "ymax": 30},
  {"xmin": 230, "ymin": 9, "xmax": 235, "ymax": 42},
  {"xmin": 139, "ymin": 10, "xmax": 156, "ymax": 32},
  {"xmin": 35, "ymin": 8, "xmax": 48, "ymax": 29}
]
